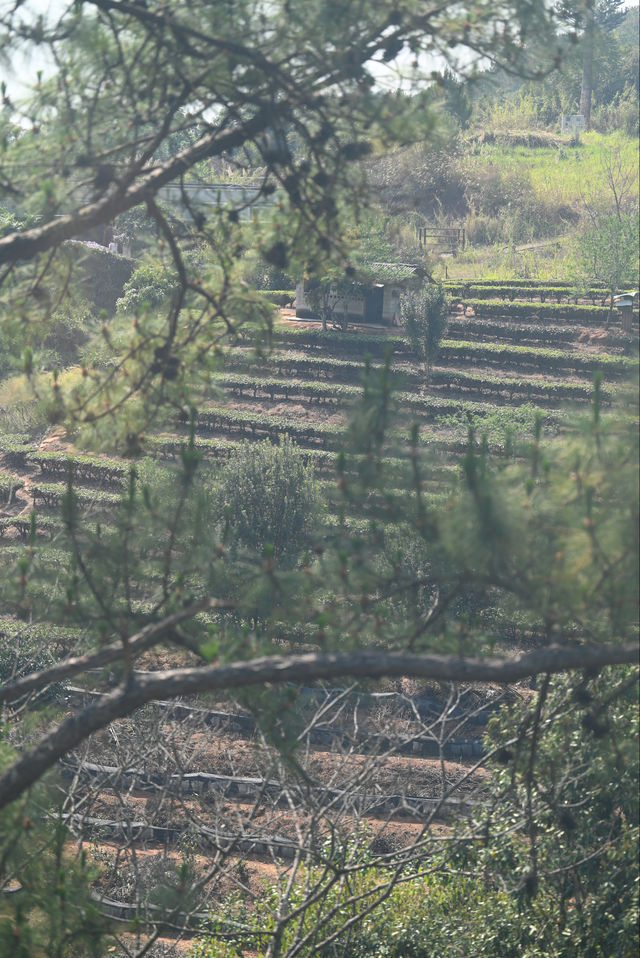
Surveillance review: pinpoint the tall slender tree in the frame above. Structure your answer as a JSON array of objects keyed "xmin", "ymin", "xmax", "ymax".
[{"xmin": 559, "ymin": 0, "xmax": 627, "ymax": 126}]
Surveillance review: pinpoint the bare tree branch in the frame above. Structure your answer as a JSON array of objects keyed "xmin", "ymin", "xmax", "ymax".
[
  {"xmin": 0, "ymin": 643, "xmax": 636, "ymax": 810},
  {"xmin": 0, "ymin": 107, "xmax": 275, "ymax": 265},
  {"xmin": 0, "ymin": 597, "xmax": 233, "ymax": 705}
]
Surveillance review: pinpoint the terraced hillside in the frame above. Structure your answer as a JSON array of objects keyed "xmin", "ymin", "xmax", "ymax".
[
  {"xmin": 3, "ymin": 287, "xmax": 635, "ymax": 526},
  {"xmin": 0, "ymin": 280, "xmax": 637, "ymax": 948}
]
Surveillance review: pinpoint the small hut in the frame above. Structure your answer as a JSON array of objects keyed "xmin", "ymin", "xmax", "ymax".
[
  {"xmin": 296, "ymin": 263, "xmax": 424, "ymax": 326},
  {"xmin": 613, "ymin": 291, "xmax": 639, "ymax": 332}
]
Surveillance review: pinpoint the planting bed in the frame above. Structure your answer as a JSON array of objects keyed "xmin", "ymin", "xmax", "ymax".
[{"xmin": 57, "ymin": 686, "xmax": 490, "ymax": 936}]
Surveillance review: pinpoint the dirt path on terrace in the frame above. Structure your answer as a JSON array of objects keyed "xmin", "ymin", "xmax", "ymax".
[
  {"xmin": 0, "ymin": 426, "xmax": 94, "ymax": 520},
  {"xmin": 83, "ymin": 723, "xmax": 488, "ymax": 798}
]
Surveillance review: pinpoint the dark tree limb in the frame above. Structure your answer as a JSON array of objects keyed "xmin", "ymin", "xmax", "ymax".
[
  {"xmin": 0, "ymin": 597, "xmax": 232, "ymax": 705},
  {"xmin": 0, "ymin": 107, "xmax": 275, "ymax": 266},
  {"xmin": 0, "ymin": 642, "xmax": 636, "ymax": 810}
]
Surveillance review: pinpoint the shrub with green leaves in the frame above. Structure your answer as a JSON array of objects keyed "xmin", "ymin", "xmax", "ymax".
[
  {"xmin": 42, "ymin": 302, "xmax": 93, "ymax": 368},
  {"xmin": 0, "ymin": 741, "xmax": 108, "ymax": 958},
  {"xmin": 216, "ymin": 436, "xmax": 319, "ymax": 560},
  {"xmin": 240, "ymin": 252, "xmax": 293, "ymax": 291},
  {"xmin": 400, "ymin": 283, "xmax": 450, "ymax": 381},
  {"xmin": 116, "ymin": 260, "xmax": 178, "ymax": 314},
  {"xmin": 0, "ymin": 207, "xmax": 24, "ymax": 238},
  {"xmin": 572, "ymin": 211, "xmax": 639, "ymax": 310}
]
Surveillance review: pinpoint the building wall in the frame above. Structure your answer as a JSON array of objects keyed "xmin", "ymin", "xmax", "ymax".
[{"xmin": 296, "ymin": 281, "xmax": 403, "ymax": 325}]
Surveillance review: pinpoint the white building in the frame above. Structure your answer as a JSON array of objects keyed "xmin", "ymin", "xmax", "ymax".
[{"xmin": 296, "ymin": 263, "xmax": 423, "ymax": 326}]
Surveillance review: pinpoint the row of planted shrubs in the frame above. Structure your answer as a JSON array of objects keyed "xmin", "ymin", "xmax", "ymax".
[
  {"xmin": 455, "ymin": 298, "xmax": 635, "ymax": 323},
  {"xmin": 446, "ymin": 317, "xmax": 633, "ymax": 349},
  {"xmin": 444, "ymin": 283, "xmax": 620, "ymax": 304},
  {"xmin": 215, "ymin": 371, "xmax": 600, "ymax": 407},
  {"xmin": 269, "ymin": 327, "xmax": 634, "ymax": 376}
]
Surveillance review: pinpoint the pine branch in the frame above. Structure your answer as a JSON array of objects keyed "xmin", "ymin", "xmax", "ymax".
[
  {"xmin": 0, "ymin": 597, "xmax": 233, "ymax": 705},
  {"xmin": 0, "ymin": 643, "xmax": 636, "ymax": 810}
]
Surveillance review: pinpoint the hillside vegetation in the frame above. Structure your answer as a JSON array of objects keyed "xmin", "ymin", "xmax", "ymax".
[
  {"xmin": 0, "ymin": 2, "xmax": 637, "ymax": 954},
  {"xmin": 0, "ymin": 274, "xmax": 637, "ymax": 954}
]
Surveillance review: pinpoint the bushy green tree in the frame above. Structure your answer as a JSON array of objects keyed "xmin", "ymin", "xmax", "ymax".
[
  {"xmin": 573, "ymin": 211, "xmax": 639, "ymax": 312},
  {"xmin": 217, "ymin": 436, "xmax": 319, "ymax": 561},
  {"xmin": 400, "ymin": 283, "xmax": 450, "ymax": 382},
  {"xmin": 304, "ymin": 269, "xmax": 361, "ymax": 332},
  {"xmin": 116, "ymin": 261, "xmax": 178, "ymax": 314}
]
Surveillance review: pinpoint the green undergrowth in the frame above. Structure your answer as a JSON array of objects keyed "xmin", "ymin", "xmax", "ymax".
[
  {"xmin": 214, "ymin": 370, "xmax": 607, "ymax": 406},
  {"xmin": 446, "ymin": 317, "xmax": 634, "ymax": 349},
  {"xmin": 194, "ymin": 402, "xmax": 560, "ymax": 449},
  {"xmin": 516, "ymin": 132, "xmax": 637, "ymax": 208}
]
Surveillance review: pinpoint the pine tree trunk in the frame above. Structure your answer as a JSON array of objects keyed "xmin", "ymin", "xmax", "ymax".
[{"xmin": 580, "ymin": 10, "xmax": 595, "ymax": 129}]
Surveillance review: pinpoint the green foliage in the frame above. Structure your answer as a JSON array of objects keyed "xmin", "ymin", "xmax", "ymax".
[
  {"xmin": 400, "ymin": 283, "xmax": 450, "ymax": 380},
  {"xmin": 190, "ymin": 398, "xmax": 639, "ymax": 958},
  {"xmin": 216, "ymin": 436, "xmax": 319, "ymax": 561},
  {"xmin": 26, "ymin": 451, "xmax": 127, "ymax": 487},
  {"xmin": 381, "ymin": 131, "xmax": 638, "ymax": 270},
  {"xmin": 0, "ymin": 286, "xmax": 96, "ymax": 382},
  {"xmin": 304, "ymin": 270, "xmax": 362, "ymax": 332},
  {"xmin": 464, "ymin": 163, "xmax": 576, "ymax": 243},
  {"xmin": 447, "ymin": 282, "xmax": 606, "ymax": 301},
  {"xmin": 240, "ymin": 253, "xmax": 293, "ymax": 291},
  {"xmin": 273, "ymin": 326, "xmax": 403, "ymax": 359},
  {"xmin": 373, "ymin": 141, "xmax": 468, "ymax": 219},
  {"xmin": 257, "ymin": 289, "xmax": 296, "ymax": 307},
  {"xmin": 443, "ymin": 390, "xmax": 639, "ymax": 639},
  {"xmin": 469, "ymin": 4, "xmax": 637, "ymax": 135},
  {"xmin": 196, "ymin": 405, "xmax": 341, "ymax": 448},
  {"xmin": 0, "ymin": 2, "xmax": 637, "ymax": 954},
  {"xmin": 42, "ymin": 302, "xmax": 94, "ymax": 368},
  {"xmin": 592, "ymin": 83, "xmax": 640, "ymax": 136},
  {"xmin": 328, "ymin": 676, "xmax": 638, "ymax": 958},
  {"xmin": 455, "ymin": 296, "xmax": 632, "ymax": 320},
  {"xmin": 0, "ymin": 744, "xmax": 108, "ymax": 957},
  {"xmin": 450, "ymin": 670, "xmax": 640, "ymax": 958},
  {"xmin": 572, "ymin": 211, "xmax": 640, "ymax": 302},
  {"xmin": 447, "ymin": 315, "xmax": 633, "ymax": 349},
  {"xmin": 440, "ymin": 69, "xmax": 473, "ymax": 130},
  {"xmin": 116, "ymin": 260, "xmax": 178, "ymax": 314},
  {"xmin": 0, "ymin": 207, "xmax": 24, "ymax": 238},
  {"xmin": 216, "ymin": 368, "xmax": 601, "ymax": 407},
  {"xmin": 438, "ymin": 339, "xmax": 635, "ymax": 377}
]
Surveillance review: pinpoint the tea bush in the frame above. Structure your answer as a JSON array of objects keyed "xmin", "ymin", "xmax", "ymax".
[{"xmin": 216, "ymin": 435, "xmax": 319, "ymax": 561}]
